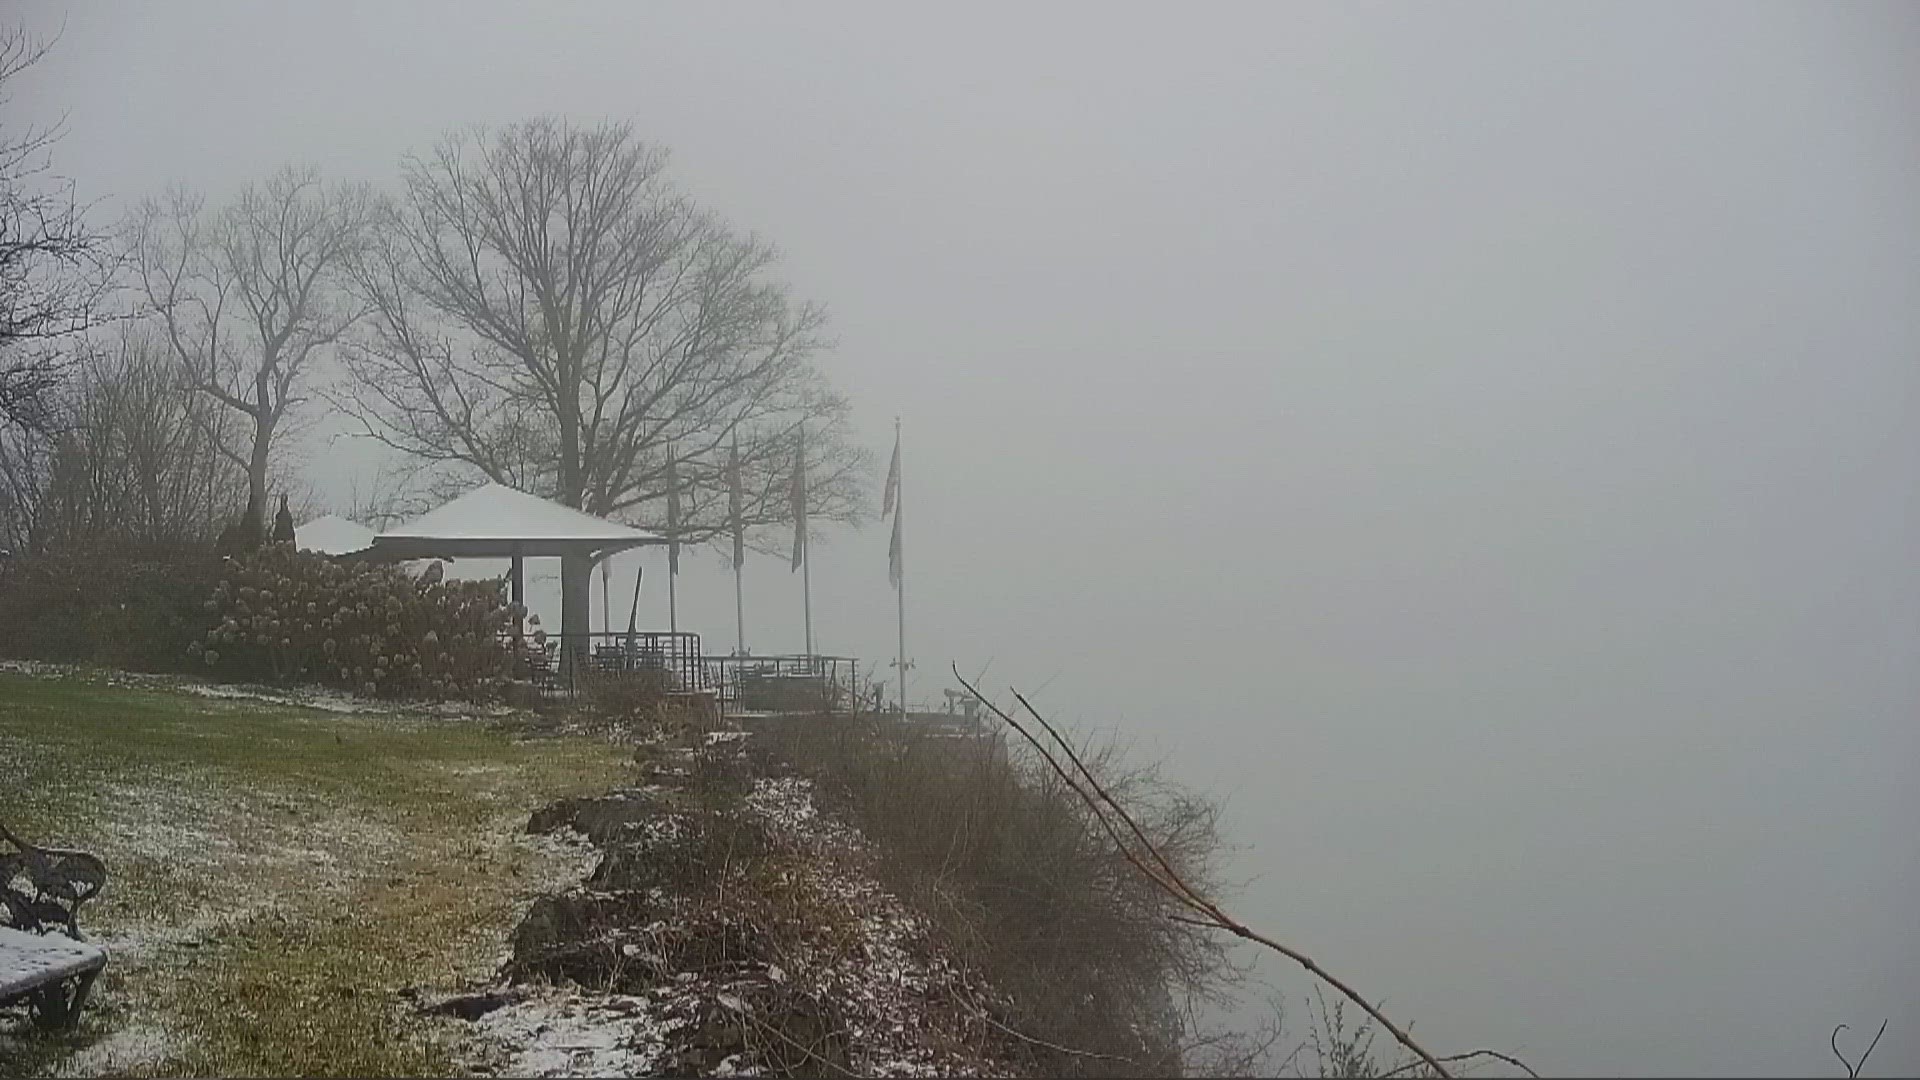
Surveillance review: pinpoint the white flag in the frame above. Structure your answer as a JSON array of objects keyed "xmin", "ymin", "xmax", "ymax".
[
  {"xmin": 882, "ymin": 431, "xmax": 901, "ymax": 518},
  {"xmin": 888, "ymin": 502, "xmax": 902, "ymax": 590},
  {"xmin": 883, "ymin": 425, "xmax": 902, "ymax": 590}
]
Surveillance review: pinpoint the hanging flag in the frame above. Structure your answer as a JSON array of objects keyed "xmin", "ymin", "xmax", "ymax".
[
  {"xmin": 665, "ymin": 448, "xmax": 682, "ymax": 576},
  {"xmin": 728, "ymin": 435, "xmax": 745, "ymax": 571},
  {"xmin": 882, "ymin": 430, "xmax": 901, "ymax": 517},
  {"xmin": 883, "ymin": 425, "xmax": 902, "ymax": 589},
  {"xmin": 789, "ymin": 427, "xmax": 808, "ymax": 571},
  {"xmin": 888, "ymin": 502, "xmax": 903, "ymax": 590}
]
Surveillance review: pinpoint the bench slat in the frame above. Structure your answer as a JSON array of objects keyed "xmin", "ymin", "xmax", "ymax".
[{"xmin": 0, "ymin": 926, "xmax": 107, "ymax": 998}]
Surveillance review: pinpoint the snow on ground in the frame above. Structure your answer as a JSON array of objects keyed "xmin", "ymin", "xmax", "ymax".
[
  {"xmin": 516, "ymin": 825, "xmax": 601, "ymax": 894},
  {"xmin": 47, "ymin": 1023, "xmax": 177, "ymax": 1078},
  {"xmin": 0, "ymin": 657, "xmax": 527, "ymax": 722},
  {"xmin": 464, "ymin": 752, "xmax": 1012, "ymax": 1077},
  {"xmin": 746, "ymin": 777, "xmax": 996, "ymax": 1077},
  {"xmin": 0, "ymin": 658, "xmax": 71, "ymax": 678},
  {"xmin": 745, "ymin": 775, "xmax": 868, "ymax": 857},
  {"xmin": 95, "ymin": 770, "xmax": 405, "ymax": 881},
  {"xmin": 473, "ymin": 991, "xmax": 686, "ymax": 1078},
  {"xmin": 176, "ymin": 682, "xmax": 389, "ymax": 714}
]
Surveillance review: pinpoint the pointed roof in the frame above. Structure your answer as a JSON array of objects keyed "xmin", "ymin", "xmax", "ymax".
[
  {"xmin": 351, "ymin": 483, "xmax": 664, "ymax": 561},
  {"xmin": 294, "ymin": 514, "xmax": 377, "ymax": 556}
]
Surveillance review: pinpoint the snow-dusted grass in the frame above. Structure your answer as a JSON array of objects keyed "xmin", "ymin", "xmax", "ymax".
[{"xmin": 0, "ymin": 670, "xmax": 634, "ymax": 1077}]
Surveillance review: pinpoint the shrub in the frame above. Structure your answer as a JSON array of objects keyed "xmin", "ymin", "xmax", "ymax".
[
  {"xmin": 0, "ymin": 539, "xmax": 224, "ymax": 672},
  {"xmin": 742, "ymin": 713, "xmax": 1241, "ymax": 1077},
  {"xmin": 193, "ymin": 543, "xmax": 527, "ymax": 700},
  {"xmin": 575, "ymin": 664, "xmax": 675, "ymax": 719}
]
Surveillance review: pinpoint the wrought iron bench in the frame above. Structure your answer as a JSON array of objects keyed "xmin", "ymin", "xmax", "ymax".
[{"xmin": 0, "ymin": 823, "xmax": 107, "ymax": 1027}]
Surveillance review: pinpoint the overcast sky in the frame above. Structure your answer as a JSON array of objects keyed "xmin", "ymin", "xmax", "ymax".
[{"xmin": 14, "ymin": 3, "xmax": 1919, "ymax": 1074}]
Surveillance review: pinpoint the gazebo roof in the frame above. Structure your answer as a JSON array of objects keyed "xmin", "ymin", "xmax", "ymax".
[
  {"xmin": 350, "ymin": 483, "xmax": 664, "ymax": 562},
  {"xmin": 294, "ymin": 514, "xmax": 376, "ymax": 557}
]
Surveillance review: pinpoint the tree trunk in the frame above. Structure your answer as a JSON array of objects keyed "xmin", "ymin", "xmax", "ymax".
[
  {"xmin": 556, "ymin": 382, "xmax": 587, "ymax": 678},
  {"xmin": 243, "ymin": 409, "xmax": 274, "ymax": 533},
  {"xmin": 560, "ymin": 552, "xmax": 591, "ymax": 679}
]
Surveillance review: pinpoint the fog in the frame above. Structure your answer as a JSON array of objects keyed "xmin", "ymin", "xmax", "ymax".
[{"xmin": 15, "ymin": 2, "xmax": 1917, "ymax": 1073}]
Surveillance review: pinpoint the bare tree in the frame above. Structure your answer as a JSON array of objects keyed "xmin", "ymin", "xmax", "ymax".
[
  {"xmin": 131, "ymin": 166, "xmax": 375, "ymax": 535},
  {"xmin": 35, "ymin": 327, "xmax": 245, "ymax": 545},
  {"xmin": 0, "ymin": 412, "xmax": 49, "ymax": 551},
  {"xmin": 340, "ymin": 117, "xmax": 866, "ymax": 646},
  {"xmin": 0, "ymin": 23, "xmax": 110, "ymax": 438}
]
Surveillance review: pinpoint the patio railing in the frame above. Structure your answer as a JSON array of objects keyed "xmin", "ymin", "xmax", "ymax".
[
  {"xmin": 504, "ymin": 630, "xmax": 862, "ymax": 714},
  {"xmin": 704, "ymin": 653, "xmax": 862, "ymax": 715}
]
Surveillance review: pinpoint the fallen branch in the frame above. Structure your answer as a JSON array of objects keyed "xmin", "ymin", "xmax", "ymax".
[{"xmin": 957, "ymin": 665, "xmax": 1539, "ymax": 1080}]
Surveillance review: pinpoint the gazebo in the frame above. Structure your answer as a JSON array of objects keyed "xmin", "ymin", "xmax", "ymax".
[
  {"xmin": 343, "ymin": 483, "xmax": 666, "ymax": 673},
  {"xmin": 293, "ymin": 514, "xmax": 376, "ymax": 557}
]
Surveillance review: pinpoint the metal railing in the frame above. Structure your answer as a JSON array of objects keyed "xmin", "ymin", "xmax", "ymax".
[
  {"xmin": 507, "ymin": 631, "xmax": 709, "ymax": 695},
  {"xmin": 703, "ymin": 653, "xmax": 862, "ymax": 715},
  {"xmin": 504, "ymin": 632, "xmax": 862, "ymax": 714}
]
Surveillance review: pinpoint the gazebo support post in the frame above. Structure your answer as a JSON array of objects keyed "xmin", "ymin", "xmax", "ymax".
[
  {"xmin": 510, "ymin": 554, "xmax": 525, "ymax": 637},
  {"xmin": 560, "ymin": 551, "xmax": 593, "ymax": 680}
]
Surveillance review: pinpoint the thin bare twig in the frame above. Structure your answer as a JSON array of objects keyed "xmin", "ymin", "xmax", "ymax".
[
  {"xmin": 956, "ymin": 664, "xmax": 1533, "ymax": 1080},
  {"xmin": 1013, "ymin": 687, "xmax": 1210, "ymax": 908},
  {"xmin": 1380, "ymin": 1048, "xmax": 1544, "ymax": 1078},
  {"xmin": 976, "ymin": 1011, "xmax": 1142, "ymax": 1065},
  {"xmin": 739, "ymin": 1007, "xmax": 860, "ymax": 1078},
  {"xmin": 1832, "ymin": 1020, "xmax": 1889, "ymax": 1079}
]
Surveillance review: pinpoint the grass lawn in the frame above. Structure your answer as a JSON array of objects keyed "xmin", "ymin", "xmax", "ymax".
[{"xmin": 0, "ymin": 671, "xmax": 636, "ymax": 1077}]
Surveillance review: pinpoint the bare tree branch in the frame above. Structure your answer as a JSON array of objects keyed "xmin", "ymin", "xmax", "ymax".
[
  {"xmin": 1379, "ymin": 1048, "xmax": 1543, "ymax": 1078},
  {"xmin": 32, "ymin": 327, "xmax": 245, "ymax": 545},
  {"xmin": 338, "ymin": 118, "xmax": 868, "ymax": 540},
  {"xmin": 0, "ymin": 21, "xmax": 112, "ymax": 440},
  {"xmin": 955, "ymin": 664, "xmax": 1541, "ymax": 1080},
  {"xmin": 1831, "ymin": 1020, "xmax": 1889, "ymax": 1079},
  {"xmin": 130, "ymin": 166, "xmax": 375, "ymax": 529},
  {"xmin": 337, "ymin": 117, "xmax": 868, "ymax": 648}
]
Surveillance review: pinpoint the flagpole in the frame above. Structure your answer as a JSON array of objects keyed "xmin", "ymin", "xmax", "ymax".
[
  {"xmin": 897, "ymin": 561, "xmax": 907, "ymax": 716},
  {"xmin": 795, "ymin": 424, "xmax": 814, "ymax": 661},
  {"xmin": 894, "ymin": 418, "xmax": 907, "ymax": 717},
  {"xmin": 729, "ymin": 433, "xmax": 746, "ymax": 656},
  {"xmin": 666, "ymin": 445, "xmax": 681, "ymax": 637},
  {"xmin": 802, "ymin": 540, "xmax": 814, "ymax": 660}
]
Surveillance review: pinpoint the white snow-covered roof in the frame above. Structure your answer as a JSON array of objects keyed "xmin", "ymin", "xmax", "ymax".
[
  {"xmin": 294, "ymin": 514, "xmax": 376, "ymax": 556},
  {"xmin": 354, "ymin": 483, "xmax": 663, "ymax": 561}
]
